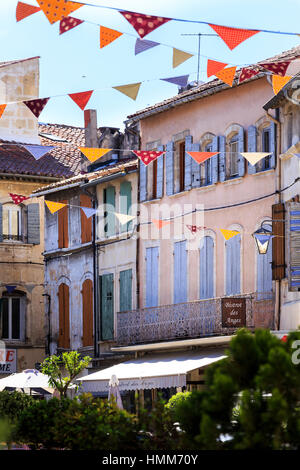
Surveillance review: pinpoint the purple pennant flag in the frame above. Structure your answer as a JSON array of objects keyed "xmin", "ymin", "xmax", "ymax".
[
  {"xmin": 135, "ymin": 38, "xmax": 160, "ymax": 55},
  {"xmin": 81, "ymin": 207, "xmax": 98, "ymax": 219},
  {"xmin": 161, "ymin": 75, "xmax": 189, "ymax": 87},
  {"xmin": 294, "ymin": 153, "xmax": 300, "ymax": 158},
  {"xmin": 5, "ymin": 285, "xmax": 17, "ymax": 293},
  {"xmin": 23, "ymin": 145, "xmax": 55, "ymax": 160}
]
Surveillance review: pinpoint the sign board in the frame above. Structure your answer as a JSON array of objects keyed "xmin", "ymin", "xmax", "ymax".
[
  {"xmin": 222, "ymin": 298, "xmax": 246, "ymax": 328},
  {"xmin": 0, "ymin": 346, "xmax": 17, "ymax": 374}
]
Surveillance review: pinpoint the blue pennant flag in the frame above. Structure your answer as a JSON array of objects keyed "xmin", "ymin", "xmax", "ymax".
[
  {"xmin": 135, "ymin": 38, "xmax": 160, "ymax": 55},
  {"xmin": 81, "ymin": 207, "xmax": 98, "ymax": 219},
  {"xmin": 5, "ymin": 285, "xmax": 17, "ymax": 293},
  {"xmin": 294, "ymin": 153, "xmax": 300, "ymax": 158},
  {"xmin": 254, "ymin": 233, "xmax": 274, "ymax": 244},
  {"xmin": 161, "ymin": 75, "xmax": 189, "ymax": 87},
  {"xmin": 23, "ymin": 144, "xmax": 55, "ymax": 160}
]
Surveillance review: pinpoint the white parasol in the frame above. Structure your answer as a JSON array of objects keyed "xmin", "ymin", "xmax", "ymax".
[
  {"xmin": 108, "ymin": 374, "xmax": 123, "ymax": 409},
  {"xmin": 0, "ymin": 369, "xmax": 54, "ymax": 394}
]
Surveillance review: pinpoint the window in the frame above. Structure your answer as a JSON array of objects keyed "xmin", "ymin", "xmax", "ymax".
[
  {"xmin": 120, "ymin": 181, "xmax": 132, "ymax": 233},
  {"xmin": 146, "ymin": 141, "xmax": 160, "ymax": 200},
  {"xmin": 261, "ymin": 127, "xmax": 271, "ymax": 170},
  {"xmin": 103, "ymin": 187, "xmax": 115, "ymax": 238},
  {"xmin": 2, "ymin": 204, "xmax": 22, "ymax": 241},
  {"xmin": 1, "ymin": 295, "xmax": 25, "ymax": 341},
  {"xmin": 119, "ymin": 269, "xmax": 132, "ymax": 312},
  {"xmin": 58, "ymin": 283, "xmax": 70, "ymax": 349},
  {"xmin": 173, "ymin": 140, "xmax": 186, "ymax": 193},
  {"xmin": 229, "ymin": 136, "xmax": 239, "ymax": 177},
  {"xmin": 202, "ymin": 143, "xmax": 212, "ymax": 185}
]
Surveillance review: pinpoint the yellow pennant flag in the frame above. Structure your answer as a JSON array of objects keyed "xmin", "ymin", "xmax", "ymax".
[
  {"xmin": 220, "ymin": 229, "xmax": 240, "ymax": 240},
  {"xmin": 240, "ymin": 152, "xmax": 272, "ymax": 166},
  {"xmin": 113, "ymin": 83, "xmax": 141, "ymax": 100},
  {"xmin": 45, "ymin": 200, "xmax": 67, "ymax": 214},
  {"xmin": 272, "ymin": 75, "xmax": 292, "ymax": 95},
  {"xmin": 215, "ymin": 66, "xmax": 237, "ymax": 87},
  {"xmin": 80, "ymin": 147, "xmax": 111, "ymax": 163},
  {"xmin": 173, "ymin": 48, "xmax": 194, "ymax": 68},
  {"xmin": 0, "ymin": 104, "xmax": 6, "ymax": 119},
  {"xmin": 115, "ymin": 212, "xmax": 136, "ymax": 225}
]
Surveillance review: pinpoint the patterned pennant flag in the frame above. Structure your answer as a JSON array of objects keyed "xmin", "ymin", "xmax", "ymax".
[
  {"xmin": 113, "ymin": 83, "xmax": 141, "ymax": 101},
  {"xmin": 133, "ymin": 150, "xmax": 165, "ymax": 166},
  {"xmin": 240, "ymin": 152, "xmax": 272, "ymax": 166},
  {"xmin": 272, "ymin": 75, "xmax": 292, "ymax": 95},
  {"xmin": 36, "ymin": 0, "xmax": 83, "ymax": 24},
  {"xmin": 207, "ymin": 59, "xmax": 228, "ymax": 78},
  {"xmin": 220, "ymin": 228, "xmax": 240, "ymax": 240},
  {"xmin": 260, "ymin": 61, "xmax": 291, "ymax": 77},
  {"xmin": 23, "ymin": 144, "xmax": 54, "ymax": 160},
  {"xmin": 209, "ymin": 23, "xmax": 259, "ymax": 50},
  {"xmin": 45, "ymin": 200, "xmax": 67, "ymax": 214},
  {"xmin": 152, "ymin": 219, "xmax": 171, "ymax": 229},
  {"xmin": 5, "ymin": 285, "xmax": 17, "ymax": 293},
  {"xmin": 100, "ymin": 26, "xmax": 123, "ymax": 48},
  {"xmin": 114, "ymin": 212, "xmax": 136, "ymax": 225},
  {"xmin": 186, "ymin": 225, "xmax": 207, "ymax": 233},
  {"xmin": 69, "ymin": 90, "xmax": 93, "ymax": 110},
  {"xmin": 186, "ymin": 151, "xmax": 219, "ymax": 164},
  {"xmin": 238, "ymin": 67, "xmax": 259, "ymax": 84},
  {"xmin": 80, "ymin": 147, "xmax": 111, "ymax": 163},
  {"xmin": 16, "ymin": 2, "xmax": 41, "ymax": 22},
  {"xmin": 81, "ymin": 207, "xmax": 97, "ymax": 219},
  {"xmin": 23, "ymin": 97, "xmax": 49, "ymax": 118},
  {"xmin": 161, "ymin": 75, "xmax": 189, "ymax": 87},
  {"xmin": 9, "ymin": 193, "xmax": 30, "ymax": 205},
  {"xmin": 215, "ymin": 66, "xmax": 237, "ymax": 87},
  {"xmin": 173, "ymin": 48, "xmax": 194, "ymax": 68},
  {"xmin": 60, "ymin": 16, "xmax": 83, "ymax": 34},
  {"xmin": 0, "ymin": 104, "xmax": 6, "ymax": 119},
  {"xmin": 120, "ymin": 11, "xmax": 171, "ymax": 38},
  {"xmin": 135, "ymin": 38, "xmax": 160, "ymax": 55}
]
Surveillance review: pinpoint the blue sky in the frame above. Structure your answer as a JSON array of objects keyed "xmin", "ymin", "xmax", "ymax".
[{"xmin": 1, "ymin": 0, "xmax": 300, "ymax": 130}]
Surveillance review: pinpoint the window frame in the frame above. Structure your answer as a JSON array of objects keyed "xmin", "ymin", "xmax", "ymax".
[
  {"xmin": 2, "ymin": 203, "xmax": 23, "ymax": 242},
  {"xmin": 228, "ymin": 135, "xmax": 239, "ymax": 178},
  {"xmin": 1, "ymin": 294, "xmax": 25, "ymax": 341}
]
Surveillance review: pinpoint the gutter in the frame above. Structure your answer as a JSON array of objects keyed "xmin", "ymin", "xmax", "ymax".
[
  {"xmin": 0, "ymin": 172, "xmax": 60, "ymax": 182},
  {"xmin": 31, "ymin": 180, "xmax": 87, "ymax": 197}
]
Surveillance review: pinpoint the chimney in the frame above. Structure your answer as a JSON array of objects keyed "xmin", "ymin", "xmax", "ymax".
[{"xmin": 82, "ymin": 109, "xmax": 98, "ymax": 172}]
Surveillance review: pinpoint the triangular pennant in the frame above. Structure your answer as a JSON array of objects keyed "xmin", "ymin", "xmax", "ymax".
[
  {"xmin": 120, "ymin": 11, "xmax": 171, "ymax": 38},
  {"xmin": 215, "ymin": 66, "xmax": 237, "ymax": 87},
  {"xmin": 80, "ymin": 147, "xmax": 111, "ymax": 163},
  {"xmin": 100, "ymin": 26, "xmax": 123, "ymax": 48},
  {"xmin": 16, "ymin": 2, "xmax": 41, "ymax": 22},
  {"xmin": 113, "ymin": 83, "xmax": 141, "ymax": 101},
  {"xmin": 23, "ymin": 144, "xmax": 54, "ymax": 160},
  {"xmin": 9, "ymin": 193, "xmax": 30, "ymax": 205},
  {"xmin": 152, "ymin": 219, "xmax": 171, "ymax": 229},
  {"xmin": 23, "ymin": 97, "xmax": 49, "ymax": 118},
  {"xmin": 161, "ymin": 75, "xmax": 189, "ymax": 87},
  {"xmin": 114, "ymin": 212, "xmax": 136, "ymax": 225},
  {"xmin": 68, "ymin": 90, "xmax": 93, "ymax": 110},
  {"xmin": 220, "ymin": 228, "xmax": 240, "ymax": 240},
  {"xmin": 186, "ymin": 151, "xmax": 219, "ymax": 164},
  {"xmin": 133, "ymin": 150, "xmax": 165, "ymax": 166},
  {"xmin": 260, "ymin": 61, "xmax": 291, "ymax": 77},
  {"xmin": 24, "ymin": 284, "xmax": 36, "ymax": 294},
  {"xmin": 294, "ymin": 153, "xmax": 300, "ymax": 158},
  {"xmin": 135, "ymin": 38, "xmax": 160, "ymax": 55},
  {"xmin": 45, "ymin": 200, "xmax": 67, "ymax": 214},
  {"xmin": 36, "ymin": 0, "xmax": 83, "ymax": 24},
  {"xmin": 0, "ymin": 104, "xmax": 6, "ymax": 119},
  {"xmin": 60, "ymin": 16, "xmax": 83, "ymax": 34},
  {"xmin": 209, "ymin": 23, "xmax": 259, "ymax": 50},
  {"xmin": 238, "ymin": 67, "xmax": 259, "ymax": 84},
  {"xmin": 173, "ymin": 48, "xmax": 194, "ymax": 68},
  {"xmin": 5, "ymin": 285, "xmax": 17, "ymax": 294},
  {"xmin": 272, "ymin": 75, "xmax": 292, "ymax": 95},
  {"xmin": 207, "ymin": 59, "xmax": 228, "ymax": 78},
  {"xmin": 81, "ymin": 207, "xmax": 97, "ymax": 219},
  {"xmin": 240, "ymin": 152, "xmax": 272, "ymax": 166}
]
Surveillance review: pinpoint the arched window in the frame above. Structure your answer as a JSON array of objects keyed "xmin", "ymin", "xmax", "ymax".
[
  {"xmin": 228, "ymin": 134, "xmax": 239, "ymax": 177},
  {"xmin": 199, "ymin": 236, "xmax": 214, "ymax": 299},
  {"xmin": 225, "ymin": 232, "xmax": 241, "ymax": 296},
  {"xmin": 224, "ymin": 124, "xmax": 245, "ymax": 180},
  {"xmin": 2, "ymin": 203, "xmax": 23, "ymax": 241}
]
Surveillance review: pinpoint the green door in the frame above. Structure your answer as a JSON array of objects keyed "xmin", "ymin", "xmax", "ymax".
[
  {"xmin": 119, "ymin": 269, "xmax": 132, "ymax": 312},
  {"xmin": 100, "ymin": 273, "xmax": 114, "ymax": 340}
]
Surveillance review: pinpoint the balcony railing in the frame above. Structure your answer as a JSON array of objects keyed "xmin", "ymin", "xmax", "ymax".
[{"xmin": 116, "ymin": 293, "xmax": 275, "ymax": 346}]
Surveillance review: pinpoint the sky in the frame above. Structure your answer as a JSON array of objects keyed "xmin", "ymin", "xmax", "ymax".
[{"xmin": 1, "ymin": 0, "xmax": 300, "ymax": 131}]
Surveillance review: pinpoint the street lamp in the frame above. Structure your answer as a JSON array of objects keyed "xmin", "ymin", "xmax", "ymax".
[{"xmin": 252, "ymin": 222, "xmax": 274, "ymax": 255}]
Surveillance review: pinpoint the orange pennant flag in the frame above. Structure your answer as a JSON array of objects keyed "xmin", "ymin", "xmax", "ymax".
[
  {"xmin": 36, "ymin": 0, "xmax": 83, "ymax": 24},
  {"xmin": 80, "ymin": 147, "xmax": 111, "ymax": 163},
  {"xmin": 152, "ymin": 219, "xmax": 171, "ymax": 229},
  {"xmin": 100, "ymin": 26, "xmax": 123, "ymax": 48},
  {"xmin": 187, "ymin": 151, "xmax": 219, "ymax": 164},
  {"xmin": 16, "ymin": 2, "xmax": 41, "ymax": 22},
  {"xmin": 209, "ymin": 24, "xmax": 259, "ymax": 50},
  {"xmin": 272, "ymin": 75, "xmax": 292, "ymax": 95},
  {"xmin": 45, "ymin": 200, "xmax": 67, "ymax": 214},
  {"xmin": 220, "ymin": 229, "xmax": 240, "ymax": 240},
  {"xmin": 0, "ymin": 104, "xmax": 7, "ymax": 119},
  {"xmin": 215, "ymin": 66, "xmax": 237, "ymax": 87},
  {"xmin": 207, "ymin": 59, "xmax": 228, "ymax": 78}
]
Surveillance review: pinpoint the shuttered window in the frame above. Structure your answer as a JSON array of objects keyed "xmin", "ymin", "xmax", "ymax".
[
  {"xmin": 119, "ymin": 269, "xmax": 132, "ymax": 312},
  {"xmin": 199, "ymin": 236, "xmax": 214, "ymax": 299},
  {"xmin": 174, "ymin": 240, "xmax": 187, "ymax": 303},
  {"xmin": 104, "ymin": 187, "xmax": 115, "ymax": 237},
  {"xmin": 0, "ymin": 296, "xmax": 25, "ymax": 341},
  {"xmin": 82, "ymin": 279, "xmax": 93, "ymax": 347},
  {"xmin": 100, "ymin": 273, "xmax": 114, "ymax": 340},
  {"xmin": 272, "ymin": 203, "xmax": 285, "ymax": 280},
  {"xmin": 120, "ymin": 181, "xmax": 132, "ymax": 233},
  {"xmin": 225, "ymin": 234, "xmax": 241, "ymax": 295},
  {"xmin": 257, "ymin": 229, "xmax": 273, "ymax": 299},
  {"xmin": 58, "ymin": 200, "xmax": 69, "ymax": 249},
  {"xmin": 80, "ymin": 194, "xmax": 92, "ymax": 244},
  {"xmin": 145, "ymin": 247, "xmax": 159, "ymax": 308},
  {"xmin": 58, "ymin": 283, "xmax": 70, "ymax": 349}
]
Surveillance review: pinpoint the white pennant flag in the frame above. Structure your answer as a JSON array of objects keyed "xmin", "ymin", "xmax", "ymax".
[
  {"xmin": 81, "ymin": 207, "xmax": 98, "ymax": 219},
  {"xmin": 114, "ymin": 212, "xmax": 136, "ymax": 225},
  {"xmin": 240, "ymin": 152, "xmax": 272, "ymax": 166}
]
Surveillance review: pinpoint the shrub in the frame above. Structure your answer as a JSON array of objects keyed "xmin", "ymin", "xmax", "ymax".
[{"xmin": 165, "ymin": 391, "xmax": 192, "ymax": 421}]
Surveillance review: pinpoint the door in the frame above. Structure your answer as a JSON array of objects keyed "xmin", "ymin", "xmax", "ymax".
[
  {"xmin": 58, "ymin": 283, "xmax": 70, "ymax": 349},
  {"xmin": 119, "ymin": 269, "xmax": 132, "ymax": 312},
  {"xmin": 226, "ymin": 234, "xmax": 241, "ymax": 295},
  {"xmin": 174, "ymin": 240, "xmax": 187, "ymax": 303},
  {"xmin": 100, "ymin": 273, "xmax": 114, "ymax": 340},
  {"xmin": 82, "ymin": 279, "xmax": 93, "ymax": 347},
  {"xmin": 200, "ymin": 236, "xmax": 214, "ymax": 299},
  {"xmin": 145, "ymin": 247, "xmax": 159, "ymax": 307}
]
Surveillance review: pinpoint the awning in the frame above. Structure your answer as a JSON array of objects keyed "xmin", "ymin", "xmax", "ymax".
[{"xmin": 79, "ymin": 350, "xmax": 226, "ymax": 392}]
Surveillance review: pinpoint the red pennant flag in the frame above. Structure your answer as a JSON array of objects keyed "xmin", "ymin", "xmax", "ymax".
[
  {"xmin": 186, "ymin": 151, "xmax": 219, "ymax": 164},
  {"xmin": 23, "ymin": 98, "xmax": 49, "ymax": 118},
  {"xmin": 68, "ymin": 90, "xmax": 93, "ymax": 110},
  {"xmin": 207, "ymin": 59, "xmax": 228, "ymax": 78},
  {"xmin": 9, "ymin": 193, "xmax": 30, "ymax": 205},
  {"xmin": 209, "ymin": 23, "xmax": 259, "ymax": 50},
  {"xmin": 120, "ymin": 11, "xmax": 171, "ymax": 38},
  {"xmin": 259, "ymin": 61, "xmax": 291, "ymax": 77},
  {"xmin": 16, "ymin": 2, "xmax": 41, "ymax": 22},
  {"xmin": 60, "ymin": 16, "xmax": 84, "ymax": 34},
  {"xmin": 238, "ymin": 67, "xmax": 259, "ymax": 84},
  {"xmin": 133, "ymin": 150, "xmax": 165, "ymax": 166}
]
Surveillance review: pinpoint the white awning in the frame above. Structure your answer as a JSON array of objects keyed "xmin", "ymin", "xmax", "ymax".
[{"xmin": 79, "ymin": 350, "xmax": 226, "ymax": 392}]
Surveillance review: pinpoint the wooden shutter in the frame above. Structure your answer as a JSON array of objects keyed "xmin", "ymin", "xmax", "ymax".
[
  {"xmin": 145, "ymin": 247, "xmax": 159, "ymax": 308},
  {"xmin": 82, "ymin": 279, "xmax": 93, "ymax": 347},
  {"xmin": 104, "ymin": 187, "xmax": 115, "ymax": 237},
  {"xmin": 226, "ymin": 234, "xmax": 241, "ymax": 295},
  {"xmin": 119, "ymin": 269, "xmax": 132, "ymax": 312},
  {"xmin": 200, "ymin": 236, "xmax": 214, "ymax": 299},
  {"xmin": 174, "ymin": 240, "xmax": 187, "ymax": 303},
  {"xmin": 0, "ymin": 203, "xmax": 2, "ymax": 242},
  {"xmin": 272, "ymin": 203, "xmax": 285, "ymax": 280},
  {"xmin": 58, "ymin": 283, "xmax": 70, "ymax": 349},
  {"xmin": 120, "ymin": 181, "xmax": 132, "ymax": 233},
  {"xmin": 184, "ymin": 135, "xmax": 193, "ymax": 191},
  {"xmin": 27, "ymin": 203, "xmax": 40, "ymax": 245},
  {"xmin": 286, "ymin": 202, "xmax": 300, "ymax": 291},
  {"xmin": 139, "ymin": 160, "xmax": 147, "ymax": 202},
  {"xmin": 166, "ymin": 141, "xmax": 174, "ymax": 196},
  {"xmin": 100, "ymin": 273, "xmax": 114, "ymax": 340},
  {"xmin": 247, "ymin": 125, "xmax": 257, "ymax": 175},
  {"xmin": 58, "ymin": 200, "xmax": 68, "ymax": 249},
  {"xmin": 238, "ymin": 127, "xmax": 245, "ymax": 177},
  {"xmin": 156, "ymin": 145, "xmax": 164, "ymax": 199},
  {"xmin": 80, "ymin": 194, "xmax": 92, "ymax": 244}
]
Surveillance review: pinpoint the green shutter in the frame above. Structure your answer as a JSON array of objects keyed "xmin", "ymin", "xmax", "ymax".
[
  {"xmin": 104, "ymin": 186, "xmax": 115, "ymax": 237},
  {"xmin": 119, "ymin": 269, "xmax": 132, "ymax": 312},
  {"xmin": 100, "ymin": 273, "xmax": 114, "ymax": 340},
  {"xmin": 120, "ymin": 181, "xmax": 132, "ymax": 233}
]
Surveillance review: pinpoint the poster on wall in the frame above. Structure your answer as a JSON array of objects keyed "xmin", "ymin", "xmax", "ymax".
[{"xmin": 0, "ymin": 345, "xmax": 17, "ymax": 374}]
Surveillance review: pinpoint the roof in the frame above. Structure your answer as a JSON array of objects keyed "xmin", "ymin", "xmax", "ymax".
[
  {"xmin": 0, "ymin": 56, "xmax": 40, "ymax": 69},
  {"xmin": 127, "ymin": 45, "xmax": 300, "ymax": 122},
  {"xmin": 263, "ymin": 72, "xmax": 300, "ymax": 110}
]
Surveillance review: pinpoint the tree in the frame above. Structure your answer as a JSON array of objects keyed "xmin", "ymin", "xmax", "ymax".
[{"xmin": 41, "ymin": 351, "xmax": 91, "ymax": 398}]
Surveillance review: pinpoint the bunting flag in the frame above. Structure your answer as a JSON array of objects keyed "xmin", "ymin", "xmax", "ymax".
[
  {"xmin": 120, "ymin": 11, "xmax": 171, "ymax": 38},
  {"xmin": 240, "ymin": 152, "xmax": 272, "ymax": 166},
  {"xmin": 9, "ymin": 193, "xmax": 30, "ymax": 205},
  {"xmin": 135, "ymin": 38, "xmax": 160, "ymax": 55},
  {"xmin": 294, "ymin": 154, "xmax": 300, "ymax": 158},
  {"xmin": 23, "ymin": 144, "xmax": 54, "ymax": 160},
  {"xmin": 209, "ymin": 23, "xmax": 260, "ymax": 50},
  {"xmin": 60, "ymin": 16, "xmax": 84, "ymax": 34},
  {"xmin": 24, "ymin": 284, "xmax": 36, "ymax": 294},
  {"xmin": 45, "ymin": 200, "xmax": 67, "ymax": 214},
  {"xmin": 36, "ymin": 0, "xmax": 83, "ymax": 24},
  {"xmin": 161, "ymin": 75, "xmax": 189, "ymax": 87},
  {"xmin": 133, "ymin": 150, "xmax": 165, "ymax": 166},
  {"xmin": 238, "ymin": 66, "xmax": 259, "ymax": 84},
  {"xmin": 260, "ymin": 61, "xmax": 291, "ymax": 77},
  {"xmin": 186, "ymin": 151, "xmax": 219, "ymax": 164},
  {"xmin": 272, "ymin": 75, "xmax": 292, "ymax": 95},
  {"xmin": 0, "ymin": 104, "xmax": 6, "ymax": 119},
  {"xmin": 16, "ymin": 2, "xmax": 41, "ymax": 22},
  {"xmin": 81, "ymin": 206, "xmax": 97, "ymax": 219},
  {"xmin": 23, "ymin": 97, "xmax": 50, "ymax": 118},
  {"xmin": 100, "ymin": 26, "xmax": 123, "ymax": 48},
  {"xmin": 113, "ymin": 82, "xmax": 141, "ymax": 100},
  {"xmin": 186, "ymin": 225, "xmax": 207, "ymax": 233},
  {"xmin": 5, "ymin": 286, "xmax": 17, "ymax": 294},
  {"xmin": 152, "ymin": 219, "xmax": 171, "ymax": 229},
  {"xmin": 173, "ymin": 48, "xmax": 194, "ymax": 68},
  {"xmin": 215, "ymin": 66, "xmax": 237, "ymax": 87},
  {"xmin": 68, "ymin": 90, "xmax": 93, "ymax": 110},
  {"xmin": 220, "ymin": 228, "xmax": 240, "ymax": 240},
  {"xmin": 80, "ymin": 147, "xmax": 111, "ymax": 163},
  {"xmin": 114, "ymin": 212, "xmax": 136, "ymax": 225},
  {"xmin": 207, "ymin": 59, "xmax": 227, "ymax": 78}
]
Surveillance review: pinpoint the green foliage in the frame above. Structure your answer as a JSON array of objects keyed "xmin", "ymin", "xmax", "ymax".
[
  {"xmin": 165, "ymin": 391, "xmax": 191, "ymax": 418},
  {"xmin": 0, "ymin": 390, "xmax": 34, "ymax": 422}
]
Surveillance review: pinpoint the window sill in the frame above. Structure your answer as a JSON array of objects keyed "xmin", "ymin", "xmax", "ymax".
[
  {"xmin": 0, "ymin": 241, "xmax": 34, "ymax": 247},
  {"xmin": 43, "ymin": 241, "xmax": 93, "ymax": 257},
  {"xmin": 223, "ymin": 176, "xmax": 243, "ymax": 186},
  {"xmin": 96, "ymin": 231, "xmax": 134, "ymax": 244},
  {"xmin": 250, "ymin": 168, "xmax": 275, "ymax": 177},
  {"xmin": 196, "ymin": 183, "xmax": 217, "ymax": 192}
]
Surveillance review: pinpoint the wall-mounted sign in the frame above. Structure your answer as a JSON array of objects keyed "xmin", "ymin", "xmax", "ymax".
[
  {"xmin": 0, "ymin": 348, "xmax": 17, "ymax": 374},
  {"xmin": 222, "ymin": 298, "xmax": 246, "ymax": 328}
]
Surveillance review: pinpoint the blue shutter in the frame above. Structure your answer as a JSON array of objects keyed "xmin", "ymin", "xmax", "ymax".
[
  {"xmin": 156, "ymin": 145, "xmax": 164, "ymax": 199},
  {"xmin": 247, "ymin": 125, "xmax": 257, "ymax": 174},
  {"xmin": 218, "ymin": 135, "xmax": 226, "ymax": 182},
  {"xmin": 200, "ymin": 236, "xmax": 214, "ymax": 299},
  {"xmin": 211, "ymin": 135, "xmax": 219, "ymax": 183},
  {"xmin": 139, "ymin": 161, "xmax": 147, "ymax": 202},
  {"xmin": 226, "ymin": 234, "xmax": 241, "ymax": 295},
  {"xmin": 166, "ymin": 141, "xmax": 174, "ymax": 196},
  {"xmin": 269, "ymin": 121, "xmax": 276, "ymax": 169},
  {"xmin": 184, "ymin": 135, "xmax": 193, "ymax": 191},
  {"xmin": 257, "ymin": 238, "xmax": 272, "ymax": 299},
  {"xmin": 238, "ymin": 127, "xmax": 245, "ymax": 177},
  {"xmin": 27, "ymin": 203, "xmax": 40, "ymax": 245},
  {"xmin": 0, "ymin": 203, "xmax": 2, "ymax": 242},
  {"xmin": 146, "ymin": 247, "xmax": 159, "ymax": 307},
  {"xmin": 191, "ymin": 142, "xmax": 200, "ymax": 188},
  {"xmin": 174, "ymin": 241, "xmax": 187, "ymax": 303}
]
